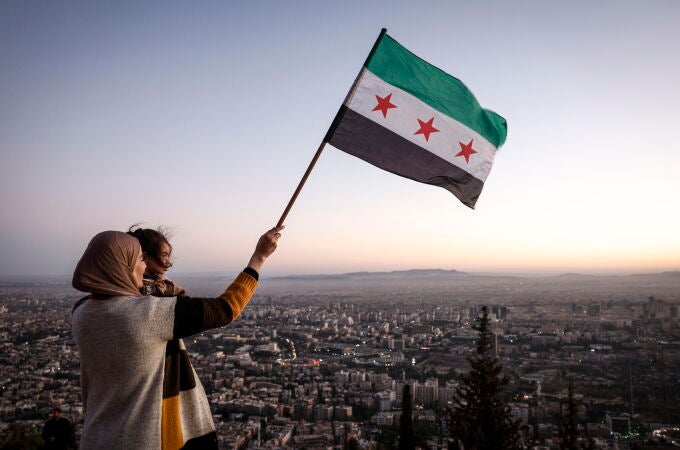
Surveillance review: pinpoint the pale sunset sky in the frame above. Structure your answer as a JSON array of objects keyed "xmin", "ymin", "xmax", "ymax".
[{"xmin": 1, "ymin": 1, "xmax": 679, "ymax": 277}]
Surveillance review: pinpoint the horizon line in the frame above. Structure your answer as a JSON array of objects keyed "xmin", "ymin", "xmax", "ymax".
[{"xmin": 2, "ymin": 267, "xmax": 679, "ymax": 281}]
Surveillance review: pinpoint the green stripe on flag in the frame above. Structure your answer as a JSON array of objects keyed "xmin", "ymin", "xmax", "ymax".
[{"xmin": 366, "ymin": 34, "xmax": 507, "ymax": 147}]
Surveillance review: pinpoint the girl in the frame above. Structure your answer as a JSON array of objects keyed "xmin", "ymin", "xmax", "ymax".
[
  {"xmin": 72, "ymin": 226, "xmax": 282, "ymax": 449},
  {"xmin": 127, "ymin": 226, "xmax": 185, "ymax": 297}
]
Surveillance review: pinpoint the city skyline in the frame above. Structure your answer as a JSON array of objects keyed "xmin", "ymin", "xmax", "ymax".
[
  {"xmin": 2, "ymin": 274, "xmax": 679, "ymax": 447},
  {"xmin": 2, "ymin": 1, "xmax": 680, "ymax": 277}
]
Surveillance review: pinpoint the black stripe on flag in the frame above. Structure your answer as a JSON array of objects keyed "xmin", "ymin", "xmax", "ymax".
[{"xmin": 327, "ymin": 106, "xmax": 485, "ymax": 208}]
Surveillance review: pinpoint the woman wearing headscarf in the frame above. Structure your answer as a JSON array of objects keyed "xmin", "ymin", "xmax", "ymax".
[{"xmin": 71, "ymin": 226, "xmax": 282, "ymax": 450}]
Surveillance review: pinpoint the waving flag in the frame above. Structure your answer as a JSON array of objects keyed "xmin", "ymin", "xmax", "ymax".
[{"xmin": 325, "ymin": 31, "xmax": 507, "ymax": 208}]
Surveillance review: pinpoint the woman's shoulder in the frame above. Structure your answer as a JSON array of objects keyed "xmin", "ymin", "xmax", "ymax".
[
  {"xmin": 73, "ymin": 294, "xmax": 177, "ymax": 328},
  {"xmin": 75, "ymin": 294, "xmax": 178, "ymax": 313},
  {"xmin": 143, "ymin": 275, "xmax": 185, "ymax": 297}
]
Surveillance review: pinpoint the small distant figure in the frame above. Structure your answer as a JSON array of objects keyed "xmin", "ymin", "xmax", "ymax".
[{"xmin": 41, "ymin": 407, "xmax": 73, "ymax": 450}]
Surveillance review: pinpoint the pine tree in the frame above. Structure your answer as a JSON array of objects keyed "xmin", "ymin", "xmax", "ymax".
[
  {"xmin": 449, "ymin": 305, "xmax": 523, "ymax": 450},
  {"xmin": 560, "ymin": 378, "xmax": 579, "ymax": 450},
  {"xmin": 399, "ymin": 384, "xmax": 415, "ymax": 450},
  {"xmin": 346, "ymin": 436, "xmax": 360, "ymax": 450},
  {"xmin": 559, "ymin": 378, "xmax": 596, "ymax": 450}
]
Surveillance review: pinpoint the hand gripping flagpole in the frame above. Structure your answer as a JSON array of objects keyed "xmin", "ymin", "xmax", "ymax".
[{"xmin": 275, "ymin": 28, "xmax": 388, "ymax": 228}]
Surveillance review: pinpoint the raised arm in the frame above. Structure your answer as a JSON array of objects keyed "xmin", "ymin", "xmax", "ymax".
[{"xmin": 172, "ymin": 226, "xmax": 283, "ymax": 339}]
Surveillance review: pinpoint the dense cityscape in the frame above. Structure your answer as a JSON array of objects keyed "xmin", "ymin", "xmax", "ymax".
[{"xmin": 1, "ymin": 270, "xmax": 679, "ymax": 449}]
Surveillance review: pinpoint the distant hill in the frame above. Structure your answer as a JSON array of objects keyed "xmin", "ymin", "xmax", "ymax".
[
  {"xmin": 1, "ymin": 270, "xmax": 678, "ymax": 302},
  {"xmin": 630, "ymin": 270, "xmax": 680, "ymax": 278},
  {"xmin": 270, "ymin": 269, "xmax": 466, "ymax": 281},
  {"xmin": 556, "ymin": 272, "xmax": 594, "ymax": 278},
  {"xmin": 662, "ymin": 271, "xmax": 680, "ymax": 276}
]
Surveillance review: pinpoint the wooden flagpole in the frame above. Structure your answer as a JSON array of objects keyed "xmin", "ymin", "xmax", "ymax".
[
  {"xmin": 275, "ymin": 28, "xmax": 388, "ymax": 228},
  {"xmin": 275, "ymin": 140, "xmax": 327, "ymax": 227}
]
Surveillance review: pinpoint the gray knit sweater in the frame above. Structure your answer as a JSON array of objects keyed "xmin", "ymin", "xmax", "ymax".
[{"xmin": 71, "ymin": 272, "xmax": 258, "ymax": 450}]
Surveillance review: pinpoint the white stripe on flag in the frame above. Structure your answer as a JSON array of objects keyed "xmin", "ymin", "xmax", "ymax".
[{"xmin": 345, "ymin": 69, "xmax": 497, "ymax": 182}]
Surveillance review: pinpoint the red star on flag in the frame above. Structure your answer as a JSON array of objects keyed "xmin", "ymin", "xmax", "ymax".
[
  {"xmin": 372, "ymin": 93, "xmax": 397, "ymax": 118},
  {"xmin": 456, "ymin": 139, "xmax": 478, "ymax": 163},
  {"xmin": 414, "ymin": 117, "xmax": 439, "ymax": 142}
]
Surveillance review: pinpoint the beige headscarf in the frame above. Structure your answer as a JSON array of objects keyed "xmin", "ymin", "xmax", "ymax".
[{"xmin": 72, "ymin": 231, "xmax": 142, "ymax": 297}]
